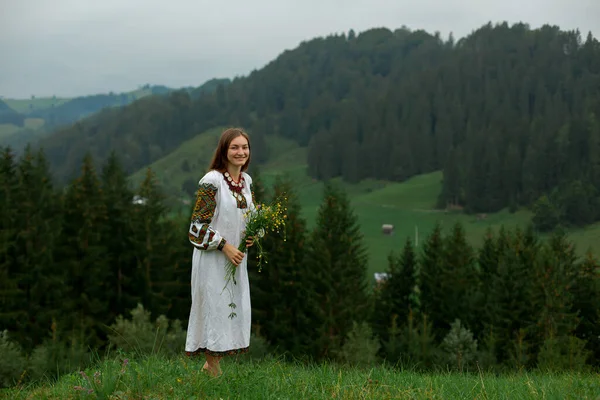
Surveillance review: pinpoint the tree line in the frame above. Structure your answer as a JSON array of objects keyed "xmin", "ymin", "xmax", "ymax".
[
  {"xmin": 28, "ymin": 23, "xmax": 600, "ymax": 229},
  {"xmin": 1, "ymin": 145, "xmax": 599, "ymax": 388},
  {"xmin": 0, "ymin": 145, "xmax": 192, "ymax": 354}
]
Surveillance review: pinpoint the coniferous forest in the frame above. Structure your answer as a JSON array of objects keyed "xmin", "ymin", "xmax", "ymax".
[
  {"xmin": 1, "ymin": 144, "xmax": 599, "ymax": 385},
  {"xmin": 33, "ymin": 23, "xmax": 600, "ymax": 229},
  {"xmin": 2, "ymin": 21, "xmax": 600, "ymax": 387}
]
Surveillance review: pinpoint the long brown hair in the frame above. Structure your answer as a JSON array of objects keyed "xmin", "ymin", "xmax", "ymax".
[{"xmin": 208, "ymin": 128, "xmax": 251, "ymax": 172}]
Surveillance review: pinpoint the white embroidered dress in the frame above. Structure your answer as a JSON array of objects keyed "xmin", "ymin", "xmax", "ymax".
[{"xmin": 184, "ymin": 169, "xmax": 255, "ymax": 357}]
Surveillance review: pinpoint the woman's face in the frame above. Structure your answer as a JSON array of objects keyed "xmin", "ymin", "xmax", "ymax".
[{"xmin": 226, "ymin": 135, "xmax": 249, "ymax": 169}]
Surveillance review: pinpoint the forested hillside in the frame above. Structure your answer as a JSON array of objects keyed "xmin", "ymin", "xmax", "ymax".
[
  {"xmin": 0, "ymin": 80, "xmax": 230, "ymax": 155},
  {"xmin": 25, "ymin": 85, "xmax": 173, "ymax": 129},
  {"xmin": 26, "ymin": 80, "xmax": 230, "ymax": 130},
  {"xmin": 2, "ymin": 145, "xmax": 599, "ymax": 380},
  {"xmin": 33, "ymin": 23, "xmax": 600, "ymax": 226}
]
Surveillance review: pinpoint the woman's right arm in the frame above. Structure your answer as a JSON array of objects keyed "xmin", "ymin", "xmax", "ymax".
[
  {"xmin": 188, "ymin": 175, "xmax": 246, "ymax": 265},
  {"xmin": 188, "ymin": 179, "xmax": 226, "ymax": 251}
]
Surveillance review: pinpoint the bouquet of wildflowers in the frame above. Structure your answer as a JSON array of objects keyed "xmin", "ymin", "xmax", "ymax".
[{"xmin": 223, "ymin": 196, "xmax": 287, "ymax": 318}]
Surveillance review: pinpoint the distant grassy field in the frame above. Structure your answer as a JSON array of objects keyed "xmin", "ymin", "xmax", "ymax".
[
  {"xmin": 3, "ymin": 97, "xmax": 70, "ymax": 113},
  {"xmin": 0, "ymin": 118, "xmax": 45, "ymax": 140},
  {"xmin": 0, "ymin": 123, "xmax": 20, "ymax": 138},
  {"xmin": 130, "ymin": 130, "xmax": 600, "ymax": 277},
  {"xmin": 129, "ymin": 127, "xmax": 223, "ymax": 191},
  {"xmin": 3, "ymin": 87, "xmax": 158, "ymax": 115}
]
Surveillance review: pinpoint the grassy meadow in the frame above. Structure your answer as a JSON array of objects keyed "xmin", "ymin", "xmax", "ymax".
[
  {"xmin": 4, "ymin": 354, "xmax": 600, "ymax": 399},
  {"xmin": 3, "ymin": 97, "xmax": 71, "ymax": 114},
  {"xmin": 129, "ymin": 130, "xmax": 600, "ymax": 277},
  {"xmin": 3, "ymin": 87, "xmax": 157, "ymax": 114},
  {"xmin": 0, "ymin": 118, "xmax": 45, "ymax": 140}
]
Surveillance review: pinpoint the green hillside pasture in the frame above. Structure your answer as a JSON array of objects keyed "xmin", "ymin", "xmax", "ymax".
[
  {"xmin": 3, "ymin": 97, "xmax": 70, "ymax": 113},
  {"xmin": 260, "ymin": 166, "xmax": 535, "ymax": 276},
  {"xmin": 0, "ymin": 118, "xmax": 45, "ymax": 140},
  {"xmin": 130, "ymin": 134, "xmax": 600, "ymax": 279},
  {"xmin": 0, "ymin": 124, "xmax": 20, "ymax": 139},
  {"xmin": 129, "ymin": 131, "xmax": 306, "ymax": 205},
  {"xmin": 5, "ymin": 355, "xmax": 599, "ymax": 399},
  {"xmin": 351, "ymin": 173, "xmax": 533, "ymax": 275},
  {"xmin": 3, "ymin": 88, "xmax": 156, "ymax": 114},
  {"xmin": 128, "ymin": 127, "xmax": 223, "ymax": 197},
  {"xmin": 260, "ymin": 158, "xmax": 600, "ymax": 277}
]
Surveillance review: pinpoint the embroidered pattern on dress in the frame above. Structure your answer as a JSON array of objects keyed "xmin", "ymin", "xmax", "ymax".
[
  {"xmin": 188, "ymin": 183, "xmax": 218, "ymax": 249},
  {"xmin": 223, "ymin": 171, "xmax": 247, "ymax": 209}
]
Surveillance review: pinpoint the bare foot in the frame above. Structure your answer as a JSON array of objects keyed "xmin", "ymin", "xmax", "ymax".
[{"xmin": 202, "ymin": 361, "xmax": 221, "ymax": 377}]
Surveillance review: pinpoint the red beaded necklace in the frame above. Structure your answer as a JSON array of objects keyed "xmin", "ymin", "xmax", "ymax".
[{"xmin": 223, "ymin": 171, "xmax": 245, "ymax": 201}]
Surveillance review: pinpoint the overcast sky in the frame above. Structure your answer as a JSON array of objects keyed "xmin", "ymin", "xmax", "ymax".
[{"xmin": 1, "ymin": 0, "xmax": 598, "ymax": 99}]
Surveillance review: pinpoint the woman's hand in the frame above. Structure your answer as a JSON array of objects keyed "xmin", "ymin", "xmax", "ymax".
[
  {"xmin": 246, "ymin": 236, "xmax": 254, "ymax": 248},
  {"xmin": 222, "ymin": 243, "xmax": 245, "ymax": 266}
]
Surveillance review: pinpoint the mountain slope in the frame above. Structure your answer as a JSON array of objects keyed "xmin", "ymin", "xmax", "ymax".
[
  {"xmin": 2, "ymin": 80, "xmax": 230, "ymax": 154},
  {"xmin": 131, "ymin": 128, "xmax": 600, "ymax": 275},
  {"xmin": 33, "ymin": 23, "xmax": 600, "ymax": 229}
]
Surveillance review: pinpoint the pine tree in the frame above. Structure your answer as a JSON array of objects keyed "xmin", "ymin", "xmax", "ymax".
[
  {"xmin": 478, "ymin": 227, "xmax": 498, "ymax": 278},
  {"xmin": 532, "ymin": 229, "xmax": 579, "ymax": 353},
  {"xmin": 0, "ymin": 147, "xmax": 23, "ymax": 337},
  {"xmin": 251, "ymin": 176, "xmax": 311, "ymax": 356},
  {"xmin": 571, "ymin": 250, "xmax": 600, "ymax": 367},
  {"xmin": 304, "ymin": 182, "xmax": 369, "ymax": 359},
  {"xmin": 131, "ymin": 168, "xmax": 176, "ymax": 317},
  {"xmin": 418, "ymin": 222, "xmax": 446, "ymax": 335},
  {"xmin": 100, "ymin": 152, "xmax": 138, "ymax": 319},
  {"xmin": 486, "ymin": 228, "xmax": 538, "ymax": 365},
  {"xmin": 246, "ymin": 167, "xmax": 270, "ymax": 328},
  {"xmin": 58, "ymin": 153, "xmax": 110, "ymax": 347},
  {"xmin": 477, "ymin": 227, "xmax": 499, "ymax": 333},
  {"xmin": 11, "ymin": 147, "xmax": 63, "ymax": 350},
  {"xmin": 372, "ymin": 237, "xmax": 419, "ymax": 358},
  {"xmin": 441, "ymin": 222, "xmax": 480, "ymax": 334}
]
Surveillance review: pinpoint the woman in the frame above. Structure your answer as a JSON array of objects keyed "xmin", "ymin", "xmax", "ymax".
[{"xmin": 184, "ymin": 127, "xmax": 256, "ymax": 377}]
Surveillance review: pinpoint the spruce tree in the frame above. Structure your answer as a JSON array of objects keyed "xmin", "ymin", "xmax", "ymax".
[
  {"xmin": 304, "ymin": 182, "xmax": 369, "ymax": 359},
  {"xmin": 251, "ymin": 175, "xmax": 311, "ymax": 356},
  {"xmin": 372, "ymin": 237, "xmax": 419, "ymax": 359},
  {"xmin": 418, "ymin": 222, "xmax": 446, "ymax": 335},
  {"xmin": 58, "ymin": 153, "xmax": 110, "ymax": 347},
  {"xmin": 571, "ymin": 250, "xmax": 600, "ymax": 367},
  {"xmin": 100, "ymin": 152, "xmax": 138, "ymax": 319},
  {"xmin": 532, "ymin": 229, "xmax": 579, "ymax": 356},
  {"xmin": 371, "ymin": 252, "xmax": 398, "ymax": 351},
  {"xmin": 131, "ymin": 168, "xmax": 181, "ymax": 318},
  {"xmin": 12, "ymin": 147, "xmax": 63, "ymax": 350},
  {"xmin": 246, "ymin": 167, "xmax": 270, "ymax": 330},
  {"xmin": 477, "ymin": 227, "xmax": 499, "ymax": 333},
  {"xmin": 486, "ymin": 228, "xmax": 538, "ymax": 365},
  {"xmin": 442, "ymin": 222, "xmax": 480, "ymax": 335},
  {"xmin": 0, "ymin": 147, "xmax": 23, "ymax": 337}
]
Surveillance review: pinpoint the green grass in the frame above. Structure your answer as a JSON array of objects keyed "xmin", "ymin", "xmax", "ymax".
[
  {"xmin": 128, "ymin": 126, "xmax": 223, "ymax": 192},
  {"xmin": 3, "ymin": 97, "xmax": 70, "ymax": 114},
  {"xmin": 3, "ymin": 88, "xmax": 157, "ymax": 114},
  {"xmin": 4, "ymin": 354, "xmax": 600, "ymax": 399},
  {"xmin": 0, "ymin": 118, "xmax": 45, "ymax": 140},
  {"xmin": 0, "ymin": 123, "xmax": 20, "ymax": 139},
  {"xmin": 130, "ymin": 130, "xmax": 600, "ymax": 277}
]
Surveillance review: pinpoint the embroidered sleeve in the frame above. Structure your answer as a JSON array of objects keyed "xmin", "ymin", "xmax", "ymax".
[{"xmin": 188, "ymin": 181, "xmax": 226, "ymax": 250}]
